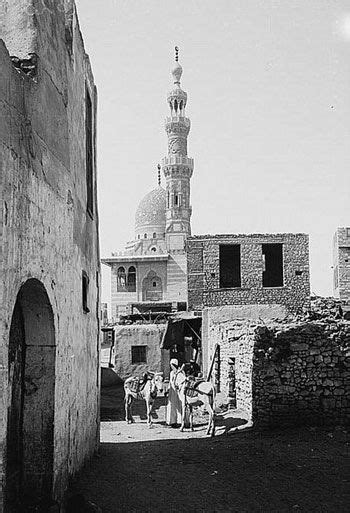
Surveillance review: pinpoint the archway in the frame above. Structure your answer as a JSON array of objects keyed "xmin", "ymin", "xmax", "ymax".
[
  {"xmin": 142, "ymin": 271, "xmax": 163, "ymax": 301},
  {"xmin": 5, "ymin": 279, "xmax": 56, "ymax": 511}
]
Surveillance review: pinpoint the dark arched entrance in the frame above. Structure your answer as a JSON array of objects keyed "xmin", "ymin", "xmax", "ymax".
[
  {"xmin": 5, "ymin": 279, "xmax": 56, "ymax": 511},
  {"xmin": 142, "ymin": 271, "xmax": 163, "ymax": 301}
]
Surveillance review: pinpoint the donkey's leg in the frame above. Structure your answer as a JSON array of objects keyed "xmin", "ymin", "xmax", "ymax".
[
  {"xmin": 128, "ymin": 396, "xmax": 135, "ymax": 424},
  {"xmin": 208, "ymin": 395, "xmax": 216, "ymax": 437},
  {"xmin": 189, "ymin": 404, "xmax": 194, "ymax": 432},
  {"xmin": 180, "ymin": 399, "xmax": 186, "ymax": 432},
  {"xmin": 206, "ymin": 398, "xmax": 215, "ymax": 436},
  {"xmin": 125, "ymin": 392, "xmax": 129, "ymax": 423},
  {"xmin": 147, "ymin": 399, "xmax": 153, "ymax": 427}
]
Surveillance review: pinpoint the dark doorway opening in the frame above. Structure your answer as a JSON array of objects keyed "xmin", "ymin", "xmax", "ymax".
[
  {"xmin": 262, "ymin": 243, "xmax": 283, "ymax": 287},
  {"xmin": 228, "ymin": 357, "xmax": 237, "ymax": 409},
  {"xmin": 5, "ymin": 279, "xmax": 56, "ymax": 511},
  {"xmin": 219, "ymin": 245, "xmax": 241, "ymax": 288}
]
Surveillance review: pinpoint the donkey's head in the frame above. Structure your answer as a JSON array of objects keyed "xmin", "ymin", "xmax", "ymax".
[{"xmin": 153, "ymin": 372, "xmax": 164, "ymax": 394}]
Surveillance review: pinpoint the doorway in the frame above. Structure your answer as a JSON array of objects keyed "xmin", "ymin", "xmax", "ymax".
[{"xmin": 5, "ymin": 279, "xmax": 56, "ymax": 511}]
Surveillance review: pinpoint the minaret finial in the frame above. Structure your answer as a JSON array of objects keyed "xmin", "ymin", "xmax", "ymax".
[
  {"xmin": 175, "ymin": 46, "xmax": 179, "ymax": 62},
  {"xmin": 157, "ymin": 164, "xmax": 161, "ymax": 186}
]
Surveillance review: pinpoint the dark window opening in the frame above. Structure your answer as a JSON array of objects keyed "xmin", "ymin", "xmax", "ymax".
[
  {"xmin": 131, "ymin": 345, "xmax": 147, "ymax": 364},
  {"xmin": 144, "ymin": 234, "xmax": 147, "ymax": 239},
  {"xmin": 153, "ymin": 232, "xmax": 156, "ymax": 238},
  {"xmin": 175, "ymin": 194, "xmax": 179, "ymax": 206},
  {"xmin": 177, "ymin": 302, "xmax": 187, "ymax": 311},
  {"xmin": 85, "ymin": 88, "xmax": 94, "ymax": 217},
  {"xmin": 127, "ymin": 266, "xmax": 136, "ymax": 292},
  {"xmin": 82, "ymin": 271, "xmax": 89, "ymax": 313},
  {"xmin": 346, "ymin": 228, "xmax": 350, "ymax": 238},
  {"xmin": 295, "ymin": 270, "xmax": 303, "ymax": 276},
  {"xmin": 219, "ymin": 245, "xmax": 241, "ymax": 288},
  {"xmin": 153, "ymin": 281, "xmax": 157, "ymax": 287},
  {"xmin": 262, "ymin": 244, "xmax": 283, "ymax": 287}
]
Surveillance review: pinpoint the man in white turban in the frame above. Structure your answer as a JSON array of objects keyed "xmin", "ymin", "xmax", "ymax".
[{"xmin": 166, "ymin": 358, "xmax": 182, "ymax": 426}]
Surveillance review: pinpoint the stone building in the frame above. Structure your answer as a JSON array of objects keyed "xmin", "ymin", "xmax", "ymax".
[
  {"xmin": 0, "ymin": 1, "xmax": 100, "ymax": 510},
  {"xmin": 205, "ymin": 301, "xmax": 349, "ymax": 428},
  {"xmin": 187, "ymin": 233, "xmax": 310, "ymax": 314},
  {"xmin": 102, "ymin": 48, "xmax": 193, "ymax": 320},
  {"xmin": 333, "ymin": 227, "xmax": 350, "ymax": 302}
]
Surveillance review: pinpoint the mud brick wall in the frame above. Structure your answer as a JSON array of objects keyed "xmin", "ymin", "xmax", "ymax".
[
  {"xmin": 187, "ymin": 233, "xmax": 310, "ymax": 314},
  {"xmin": 114, "ymin": 324, "xmax": 169, "ymax": 380},
  {"xmin": 209, "ymin": 321, "xmax": 255, "ymax": 417}
]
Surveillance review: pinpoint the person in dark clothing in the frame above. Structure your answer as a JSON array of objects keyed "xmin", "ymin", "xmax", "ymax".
[{"xmin": 188, "ymin": 359, "xmax": 200, "ymax": 377}]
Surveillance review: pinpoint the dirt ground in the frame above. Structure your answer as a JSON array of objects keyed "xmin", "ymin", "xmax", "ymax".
[{"xmin": 71, "ymin": 384, "xmax": 350, "ymax": 513}]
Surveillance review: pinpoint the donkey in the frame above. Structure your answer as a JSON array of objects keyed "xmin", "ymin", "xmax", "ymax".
[
  {"xmin": 124, "ymin": 372, "xmax": 164, "ymax": 427},
  {"xmin": 175, "ymin": 369, "xmax": 216, "ymax": 436}
]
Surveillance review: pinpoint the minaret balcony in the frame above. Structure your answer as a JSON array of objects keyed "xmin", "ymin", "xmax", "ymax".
[
  {"xmin": 162, "ymin": 155, "xmax": 194, "ymax": 168},
  {"xmin": 165, "ymin": 116, "xmax": 191, "ymax": 127}
]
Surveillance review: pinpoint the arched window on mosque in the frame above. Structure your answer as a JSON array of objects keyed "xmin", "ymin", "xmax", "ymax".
[
  {"xmin": 153, "ymin": 232, "xmax": 156, "ymax": 239},
  {"xmin": 144, "ymin": 233, "xmax": 147, "ymax": 239},
  {"xmin": 175, "ymin": 194, "xmax": 179, "ymax": 207},
  {"xmin": 138, "ymin": 234, "xmax": 140, "ymax": 239},
  {"xmin": 117, "ymin": 267, "xmax": 126, "ymax": 292},
  {"xmin": 127, "ymin": 266, "xmax": 136, "ymax": 292}
]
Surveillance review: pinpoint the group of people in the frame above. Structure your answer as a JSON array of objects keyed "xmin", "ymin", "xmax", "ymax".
[{"xmin": 165, "ymin": 357, "xmax": 201, "ymax": 427}]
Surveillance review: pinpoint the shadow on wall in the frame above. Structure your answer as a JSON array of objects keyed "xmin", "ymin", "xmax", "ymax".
[{"xmin": 101, "ymin": 367, "xmax": 123, "ymax": 388}]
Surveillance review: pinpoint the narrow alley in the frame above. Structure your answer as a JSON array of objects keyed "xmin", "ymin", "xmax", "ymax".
[{"xmin": 71, "ymin": 385, "xmax": 350, "ymax": 513}]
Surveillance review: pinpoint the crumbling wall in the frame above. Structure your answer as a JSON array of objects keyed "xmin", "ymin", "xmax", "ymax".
[
  {"xmin": 252, "ymin": 320, "xmax": 350, "ymax": 428},
  {"xmin": 208, "ymin": 299, "xmax": 350, "ymax": 428}
]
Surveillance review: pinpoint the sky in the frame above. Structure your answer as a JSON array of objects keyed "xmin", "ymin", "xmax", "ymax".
[{"xmin": 75, "ymin": 0, "xmax": 350, "ymax": 304}]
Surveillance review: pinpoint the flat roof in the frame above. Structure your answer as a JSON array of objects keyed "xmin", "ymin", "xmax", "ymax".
[{"xmin": 102, "ymin": 254, "xmax": 169, "ymax": 266}]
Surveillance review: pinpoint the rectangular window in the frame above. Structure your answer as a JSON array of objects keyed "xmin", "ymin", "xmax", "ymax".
[
  {"xmin": 86, "ymin": 88, "xmax": 94, "ymax": 217},
  {"xmin": 262, "ymin": 244, "xmax": 283, "ymax": 287},
  {"xmin": 219, "ymin": 244, "xmax": 241, "ymax": 288},
  {"xmin": 131, "ymin": 345, "xmax": 147, "ymax": 364},
  {"xmin": 82, "ymin": 271, "xmax": 90, "ymax": 313}
]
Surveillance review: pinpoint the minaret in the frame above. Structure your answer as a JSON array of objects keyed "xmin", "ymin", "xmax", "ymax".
[{"xmin": 162, "ymin": 47, "xmax": 194, "ymax": 250}]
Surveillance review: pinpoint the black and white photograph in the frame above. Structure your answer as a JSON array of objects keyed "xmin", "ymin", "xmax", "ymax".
[{"xmin": 0, "ymin": 0, "xmax": 349, "ymax": 511}]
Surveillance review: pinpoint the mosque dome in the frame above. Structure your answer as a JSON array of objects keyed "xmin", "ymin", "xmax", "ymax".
[{"xmin": 135, "ymin": 186, "xmax": 166, "ymax": 235}]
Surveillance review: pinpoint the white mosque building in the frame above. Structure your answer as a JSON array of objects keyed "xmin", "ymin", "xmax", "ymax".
[{"xmin": 102, "ymin": 48, "xmax": 194, "ymax": 320}]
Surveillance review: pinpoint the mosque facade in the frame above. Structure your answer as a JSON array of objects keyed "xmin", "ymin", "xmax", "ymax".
[{"xmin": 102, "ymin": 49, "xmax": 193, "ymax": 319}]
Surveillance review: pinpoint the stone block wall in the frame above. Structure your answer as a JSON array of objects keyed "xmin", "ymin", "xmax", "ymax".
[
  {"xmin": 0, "ymin": 1, "xmax": 100, "ymax": 509},
  {"xmin": 252, "ymin": 320, "xmax": 350, "ymax": 427},
  {"xmin": 333, "ymin": 227, "xmax": 350, "ymax": 302},
  {"xmin": 207, "ymin": 313, "xmax": 350, "ymax": 428},
  {"xmin": 187, "ymin": 233, "xmax": 310, "ymax": 314}
]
